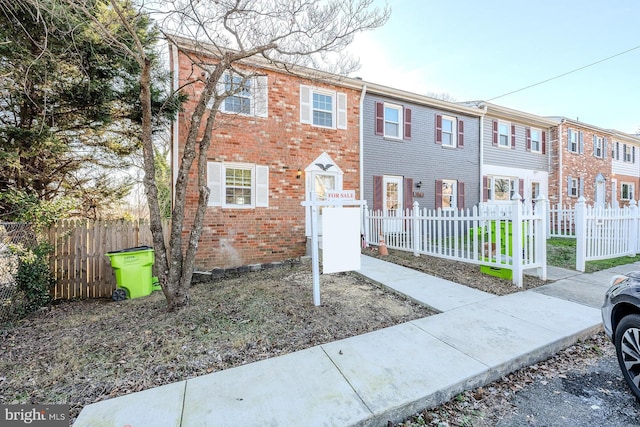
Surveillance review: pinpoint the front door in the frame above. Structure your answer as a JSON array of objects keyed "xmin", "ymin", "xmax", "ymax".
[
  {"xmin": 304, "ymin": 153, "xmax": 343, "ymax": 236},
  {"xmin": 383, "ymin": 175, "xmax": 403, "ymax": 232}
]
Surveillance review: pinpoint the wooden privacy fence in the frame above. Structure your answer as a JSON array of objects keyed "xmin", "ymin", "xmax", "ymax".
[
  {"xmin": 575, "ymin": 198, "xmax": 640, "ymax": 271},
  {"xmin": 48, "ymin": 219, "xmax": 169, "ymax": 299},
  {"xmin": 363, "ymin": 195, "xmax": 548, "ymax": 287}
]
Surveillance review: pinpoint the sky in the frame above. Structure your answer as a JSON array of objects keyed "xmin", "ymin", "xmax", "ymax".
[{"xmin": 347, "ymin": 0, "xmax": 640, "ymax": 134}]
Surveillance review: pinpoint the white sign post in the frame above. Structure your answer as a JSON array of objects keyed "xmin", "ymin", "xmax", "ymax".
[{"xmin": 301, "ymin": 191, "xmax": 364, "ymax": 306}]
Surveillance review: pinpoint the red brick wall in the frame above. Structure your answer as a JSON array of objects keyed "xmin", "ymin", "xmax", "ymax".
[
  {"xmin": 613, "ymin": 173, "xmax": 639, "ymax": 207},
  {"xmin": 550, "ymin": 123, "xmax": 612, "ymax": 208},
  {"xmin": 175, "ymin": 50, "xmax": 361, "ymax": 269}
]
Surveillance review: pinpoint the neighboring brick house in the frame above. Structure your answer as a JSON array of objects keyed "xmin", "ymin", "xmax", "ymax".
[
  {"xmin": 610, "ymin": 131, "xmax": 640, "ymax": 206},
  {"xmin": 169, "ymin": 38, "xmax": 363, "ymax": 269},
  {"xmin": 362, "ymin": 86, "xmax": 484, "ymax": 213},
  {"xmin": 465, "ymin": 102, "xmax": 555, "ymax": 206},
  {"xmin": 548, "ymin": 117, "xmax": 614, "ymax": 208}
]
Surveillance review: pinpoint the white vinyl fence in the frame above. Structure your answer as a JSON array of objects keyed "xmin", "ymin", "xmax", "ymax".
[
  {"xmin": 363, "ymin": 195, "xmax": 548, "ymax": 287},
  {"xmin": 575, "ymin": 197, "xmax": 640, "ymax": 271},
  {"xmin": 548, "ymin": 204, "xmax": 575, "ymax": 238}
]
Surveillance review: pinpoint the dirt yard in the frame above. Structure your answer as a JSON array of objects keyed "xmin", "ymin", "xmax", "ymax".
[{"xmin": 0, "ymin": 259, "xmax": 436, "ymax": 423}]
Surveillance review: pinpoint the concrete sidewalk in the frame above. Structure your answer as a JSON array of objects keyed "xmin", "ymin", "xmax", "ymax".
[{"xmin": 74, "ymin": 256, "xmax": 638, "ymax": 427}]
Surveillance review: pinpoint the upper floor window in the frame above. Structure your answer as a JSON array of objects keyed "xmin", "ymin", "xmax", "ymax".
[
  {"xmin": 207, "ymin": 162, "xmax": 269, "ymax": 208},
  {"xmin": 593, "ymin": 136, "xmax": 605, "ymax": 158},
  {"xmin": 300, "ymin": 85, "xmax": 347, "ymax": 129},
  {"xmin": 223, "ymin": 74, "xmax": 251, "ymax": 114},
  {"xmin": 498, "ymin": 122, "xmax": 509, "ymax": 147},
  {"xmin": 623, "ymin": 144, "xmax": 636, "ymax": 163},
  {"xmin": 215, "ymin": 72, "xmax": 268, "ymax": 117},
  {"xmin": 613, "ymin": 141, "xmax": 619, "ymax": 159},
  {"xmin": 442, "ymin": 116, "xmax": 456, "ymax": 147},
  {"xmin": 567, "ymin": 128, "xmax": 583, "ymax": 153},
  {"xmin": 374, "ymin": 101, "xmax": 412, "ymax": 140},
  {"xmin": 384, "ymin": 103, "xmax": 402, "ymax": 139},
  {"xmin": 530, "ymin": 128, "xmax": 541, "ymax": 152},
  {"xmin": 436, "ymin": 114, "xmax": 463, "ymax": 147}
]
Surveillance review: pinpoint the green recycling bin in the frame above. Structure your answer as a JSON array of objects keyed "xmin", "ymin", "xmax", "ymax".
[{"xmin": 106, "ymin": 246, "xmax": 160, "ymax": 301}]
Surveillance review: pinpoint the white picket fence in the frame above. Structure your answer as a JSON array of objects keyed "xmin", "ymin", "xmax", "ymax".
[
  {"xmin": 363, "ymin": 195, "xmax": 548, "ymax": 287},
  {"xmin": 575, "ymin": 198, "xmax": 640, "ymax": 271},
  {"xmin": 548, "ymin": 204, "xmax": 576, "ymax": 238}
]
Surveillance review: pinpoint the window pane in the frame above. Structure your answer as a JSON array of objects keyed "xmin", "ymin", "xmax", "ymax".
[
  {"xmin": 385, "ymin": 107, "xmax": 399, "ymax": 123},
  {"xmin": 494, "ymin": 178, "xmax": 511, "ymax": 201},
  {"xmin": 385, "ymin": 122, "xmax": 399, "ymax": 137},
  {"xmin": 225, "ymin": 168, "xmax": 252, "ymax": 205},
  {"xmin": 312, "ymin": 93, "xmax": 333, "ymax": 126}
]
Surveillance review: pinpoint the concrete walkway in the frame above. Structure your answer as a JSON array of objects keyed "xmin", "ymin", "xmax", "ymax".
[{"xmin": 74, "ymin": 256, "xmax": 640, "ymax": 427}]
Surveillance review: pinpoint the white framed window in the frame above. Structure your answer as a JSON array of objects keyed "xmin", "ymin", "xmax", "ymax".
[
  {"xmin": 531, "ymin": 181, "xmax": 540, "ymax": 199},
  {"xmin": 622, "ymin": 182, "xmax": 635, "ymax": 200},
  {"xmin": 215, "ymin": 72, "xmax": 268, "ymax": 117},
  {"xmin": 441, "ymin": 179, "xmax": 457, "ymax": 209},
  {"xmin": 530, "ymin": 128, "xmax": 541, "ymax": 153},
  {"xmin": 383, "ymin": 103, "xmax": 403, "ymax": 139},
  {"xmin": 594, "ymin": 136, "xmax": 604, "ymax": 158},
  {"xmin": 568, "ymin": 128, "xmax": 581, "ymax": 153},
  {"xmin": 623, "ymin": 144, "xmax": 635, "ymax": 163},
  {"xmin": 489, "ymin": 176, "xmax": 515, "ymax": 201},
  {"xmin": 568, "ymin": 177, "xmax": 579, "ymax": 197},
  {"xmin": 498, "ymin": 121, "xmax": 510, "ymax": 147},
  {"xmin": 300, "ymin": 85, "xmax": 347, "ymax": 129},
  {"xmin": 207, "ymin": 162, "xmax": 269, "ymax": 208},
  {"xmin": 441, "ymin": 116, "xmax": 456, "ymax": 147}
]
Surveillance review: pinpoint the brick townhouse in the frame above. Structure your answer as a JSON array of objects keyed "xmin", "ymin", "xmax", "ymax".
[
  {"xmin": 169, "ymin": 37, "xmax": 364, "ymax": 269},
  {"xmin": 548, "ymin": 117, "xmax": 613, "ymax": 207}
]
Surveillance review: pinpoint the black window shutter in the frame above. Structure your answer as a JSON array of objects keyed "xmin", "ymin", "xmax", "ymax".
[
  {"xmin": 457, "ymin": 119, "xmax": 464, "ymax": 147},
  {"xmin": 435, "ymin": 114, "xmax": 442, "ymax": 144},
  {"xmin": 492, "ymin": 120, "xmax": 498, "ymax": 146},
  {"xmin": 511, "ymin": 125, "xmax": 516, "ymax": 149}
]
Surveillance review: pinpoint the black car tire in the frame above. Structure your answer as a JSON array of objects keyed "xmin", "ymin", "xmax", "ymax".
[{"xmin": 614, "ymin": 313, "xmax": 640, "ymax": 402}]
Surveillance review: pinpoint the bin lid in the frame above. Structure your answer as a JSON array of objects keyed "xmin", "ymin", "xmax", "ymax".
[{"xmin": 106, "ymin": 245, "xmax": 153, "ymax": 255}]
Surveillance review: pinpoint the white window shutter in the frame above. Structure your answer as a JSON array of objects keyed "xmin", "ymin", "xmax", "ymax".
[
  {"xmin": 337, "ymin": 92, "xmax": 347, "ymax": 129},
  {"xmin": 255, "ymin": 165, "xmax": 269, "ymax": 207},
  {"xmin": 207, "ymin": 162, "xmax": 223, "ymax": 206},
  {"xmin": 300, "ymin": 85, "xmax": 311, "ymax": 124},
  {"xmin": 253, "ymin": 75, "xmax": 268, "ymax": 118}
]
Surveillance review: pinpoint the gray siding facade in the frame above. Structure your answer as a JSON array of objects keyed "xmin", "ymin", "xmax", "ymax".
[
  {"xmin": 363, "ymin": 93, "xmax": 481, "ymax": 210},
  {"xmin": 482, "ymin": 115, "xmax": 549, "ymax": 171}
]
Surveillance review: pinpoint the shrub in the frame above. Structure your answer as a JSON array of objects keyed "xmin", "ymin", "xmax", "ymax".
[{"xmin": 12, "ymin": 242, "xmax": 54, "ymax": 315}]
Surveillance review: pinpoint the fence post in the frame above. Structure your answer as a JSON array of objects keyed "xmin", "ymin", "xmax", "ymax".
[
  {"xmin": 511, "ymin": 193, "xmax": 523, "ymax": 287},
  {"xmin": 412, "ymin": 201, "xmax": 420, "ymax": 257},
  {"xmin": 362, "ymin": 201, "xmax": 369, "ymax": 248},
  {"xmin": 535, "ymin": 195, "xmax": 548, "ymax": 281},
  {"xmin": 629, "ymin": 199, "xmax": 638, "ymax": 255},
  {"xmin": 545, "ymin": 199, "xmax": 551, "ymax": 239},
  {"xmin": 575, "ymin": 197, "xmax": 587, "ymax": 272}
]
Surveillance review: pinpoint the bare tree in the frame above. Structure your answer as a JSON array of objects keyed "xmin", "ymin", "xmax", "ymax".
[{"xmin": 41, "ymin": 0, "xmax": 389, "ymax": 310}]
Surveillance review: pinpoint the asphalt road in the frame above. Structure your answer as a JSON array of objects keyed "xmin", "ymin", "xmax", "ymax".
[{"xmin": 496, "ymin": 352, "xmax": 640, "ymax": 426}]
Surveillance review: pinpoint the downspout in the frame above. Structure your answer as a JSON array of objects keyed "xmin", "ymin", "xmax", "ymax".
[
  {"xmin": 359, "ymin": 83, "xmax": 367, "ymax": 241},
  {"xmin": 170, "ymin": 41, "xmax": 180, "ymax": 206},
  {"xmin": 479, "ymin": 103, "xmax": 487, "ymax": 204},
  {"xmin": 558, "ymin": 119, "xmax": 565, "ymax": 207},
  {"xmin": 359, "ymin": 83, "xmax": 367, "ymax": 201}
]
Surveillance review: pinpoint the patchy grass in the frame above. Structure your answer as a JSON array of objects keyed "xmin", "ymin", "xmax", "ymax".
[
  {"xmin": 0, "ymin": 262, "xmax": 434, "ymax": 423},
  {"xmin": 546, "ymin": 237, "xmax": 640, "ymax": 273}
]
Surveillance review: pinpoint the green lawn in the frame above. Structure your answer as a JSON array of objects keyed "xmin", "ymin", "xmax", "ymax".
[{"xmin": 546, "ymin": 237, "xmax": 640, "ymax": 273}]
